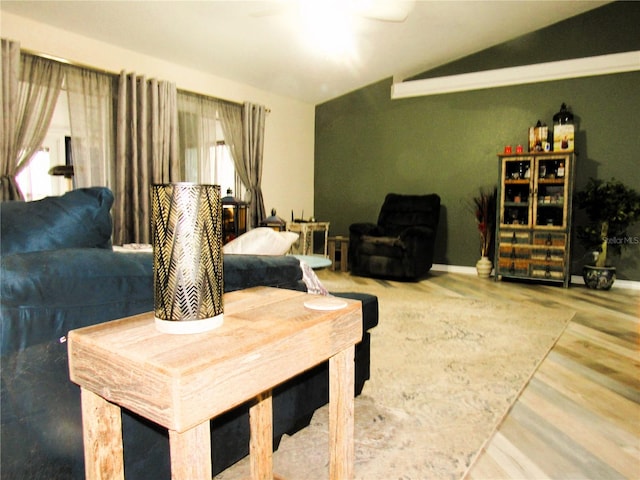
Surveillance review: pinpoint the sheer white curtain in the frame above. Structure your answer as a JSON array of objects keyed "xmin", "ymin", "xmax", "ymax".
[
  {"xmin": 66, "ymin": 66, "xmax": 115, "ymax": 189},
  {"xmin": 114, "ymin": 72, "xmax": 179, "ymax": 245},
  {"xmin": 218, "ymin": 101, "xmax": 246, "ymax": 194},
  {"xmin": 177, "ymin": 91, "xmax": 219, "ymax": 183},
  {"xmin": 1, "ymin": 42, "xmax": 64, "ymax": 200}
]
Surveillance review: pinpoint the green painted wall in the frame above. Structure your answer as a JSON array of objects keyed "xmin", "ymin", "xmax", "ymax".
[{"xmin": 315, "ymin": 3, "xmax": 640, "ymax": 281}]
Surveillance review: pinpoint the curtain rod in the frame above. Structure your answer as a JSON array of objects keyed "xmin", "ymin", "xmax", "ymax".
[{"xmin": 20, "ymin": 47, "xmax": 248, "ymax": 109}]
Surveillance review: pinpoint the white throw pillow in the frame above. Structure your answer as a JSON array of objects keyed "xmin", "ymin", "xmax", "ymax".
[{"xmin": 223, "ymin": 227, "xmax": 299, "ymax": 255}]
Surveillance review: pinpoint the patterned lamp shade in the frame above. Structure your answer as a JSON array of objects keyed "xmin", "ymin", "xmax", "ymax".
[{"xmin": 151, "ymin": 183, "xmax": 224, "ymax": 334}]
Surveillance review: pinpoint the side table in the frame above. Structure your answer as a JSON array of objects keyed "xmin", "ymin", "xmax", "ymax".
[
  {"xmin": 286, "ymin": 221, "xmax": 330, "ymax": 256},
  {"xmin": 68, "ymin": 287, "xmax": 362, "ymax": 480},
  {"xmin": 328, "ymin": 236, "xmax": 349, "ymax": 272}
]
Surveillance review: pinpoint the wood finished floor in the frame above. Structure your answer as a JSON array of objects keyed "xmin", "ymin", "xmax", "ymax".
[{"xmin": 316, "ymin": 269, "xmax": 640, "ymax": 479}]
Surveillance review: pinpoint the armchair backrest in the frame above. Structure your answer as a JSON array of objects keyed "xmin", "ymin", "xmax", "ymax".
[{"xmin": 377, "ymin": 193, "xmax": 441, "ymax": 236}]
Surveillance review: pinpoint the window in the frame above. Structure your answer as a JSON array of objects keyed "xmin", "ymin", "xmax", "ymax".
[
  {"xmin": 15, "ymin": 134, "xmax": 71, "ymax": 201},
  {"xmin": 15, "ymin": 88, "xmax": 72, "ymax": 201},
  {"xmin": 177, "ymin": 91, "xmax": 239, "ymax": 196},
  {"xmin": 16, "ymin": 64, "xmax": 240, "ymax": 202},
  {"xmin": 214, "ymin": 142, "xmax": 236, "ymax": 196},
  {"xmin": 183, "ymin": 140, "xmax": 237, "ymax": 197},
  {"xmin": 16, "ymin": 148, "xmax": 52, "ymax": 201}
]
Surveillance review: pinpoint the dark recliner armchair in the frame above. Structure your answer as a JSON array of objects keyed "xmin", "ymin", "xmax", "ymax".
[{"xmin": 349, "ymin": 193, "xmax": 441, "ymax": 280}]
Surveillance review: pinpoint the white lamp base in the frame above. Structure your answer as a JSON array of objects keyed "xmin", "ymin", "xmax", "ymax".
[{"xmin": 155, "ymin": 314, "xmax": 224, "ymax": 334}]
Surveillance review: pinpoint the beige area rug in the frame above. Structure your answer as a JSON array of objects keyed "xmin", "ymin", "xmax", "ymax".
[{"xmin": 215, "ymin": 275, "xmax": 575, "ymax": 480}]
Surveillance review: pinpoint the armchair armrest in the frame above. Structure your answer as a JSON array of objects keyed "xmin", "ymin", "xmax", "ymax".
[
  {"xmin": 399, "ymin": 226, "xmax": 438, "ymax": 275},
  {"xmin": 399, "ymin": 226, "xmax": 437, "ymax": 251}
]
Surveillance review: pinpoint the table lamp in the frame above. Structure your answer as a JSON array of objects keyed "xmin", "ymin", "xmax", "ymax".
[{"xmin": 151, "ymin": 183, "xmax": 224, "ymax": 334}]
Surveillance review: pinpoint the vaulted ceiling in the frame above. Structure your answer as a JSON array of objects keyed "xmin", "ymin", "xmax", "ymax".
[{"xmin": 1, "ymin": 1, "xmax": 609, "ymax": 104}]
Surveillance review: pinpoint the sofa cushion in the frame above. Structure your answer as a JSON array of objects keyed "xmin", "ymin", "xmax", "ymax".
[
  {"xmin": 0, "ymin": 249, "xmax": 153, "ymax": 355},
  {"xmin": 0, "ymin": 187, "xmax": 114, "ymax": 255}
]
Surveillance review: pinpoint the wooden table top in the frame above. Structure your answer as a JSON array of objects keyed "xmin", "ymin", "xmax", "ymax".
[{"xmin": 68, "ymin": 287, "xmax": 362, "ymax": 433}]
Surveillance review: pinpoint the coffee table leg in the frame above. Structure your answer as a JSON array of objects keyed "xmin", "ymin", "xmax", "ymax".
[
  {"xmin": 168, "ymin": 421, "xmax": 212, "ymax": 480},
  {"xmin": 329, "ymin": 345, "xmax": 355, "ymax": 480},
  {"xmin": 80, "ymin": 388, "xmax": 125, "ymax": 480},
  {"xmin": 250, "ymin": 390, "xmax": 274, "ymax": 480}
]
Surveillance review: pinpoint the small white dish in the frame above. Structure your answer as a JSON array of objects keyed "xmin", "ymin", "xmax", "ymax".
[{"xmin": 303, "ymin": 296, "xmax": 348, "ymax": 311}]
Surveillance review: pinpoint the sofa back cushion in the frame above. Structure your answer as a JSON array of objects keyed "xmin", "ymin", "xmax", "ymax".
[{"xmin": 0, "ymin": 187, "xmax": 114, "ymax": 255}]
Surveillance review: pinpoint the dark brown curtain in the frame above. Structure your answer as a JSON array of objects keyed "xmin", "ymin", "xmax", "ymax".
[
  {"xmin": 113, "ymin": 72, "xmax": 179, "ymax": 245},
  {"xmin": 242, "ymin": 102, "xmax": 266, "ymax": 228}
]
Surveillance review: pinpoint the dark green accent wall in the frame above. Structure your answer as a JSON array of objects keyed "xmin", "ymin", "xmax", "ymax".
[{"xmin": 315, "ymin": 3, "xmax": 640, "ymax": 281}]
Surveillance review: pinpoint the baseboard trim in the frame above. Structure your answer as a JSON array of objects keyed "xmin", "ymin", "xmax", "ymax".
[
  {"xmin": 432, "ymin": 264, "xmax": 477, "ymax": 275},
  {"xmin": 431, "ymin": 264, "xmax": 640, "ymax": 290}
]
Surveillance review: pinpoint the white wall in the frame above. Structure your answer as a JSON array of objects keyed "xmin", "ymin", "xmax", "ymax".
[{"xmin": 1, "ymin": 11, "xmax": 316, "ymax": 221}]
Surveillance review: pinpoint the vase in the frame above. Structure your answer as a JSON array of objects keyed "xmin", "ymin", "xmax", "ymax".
[
  {"xmin": 582, "ymin": 265, "xmax": 616, "ymax": 290},
  {"xmin": 476, "ymin": 256, "xmax": 493, "ymax": 279}
]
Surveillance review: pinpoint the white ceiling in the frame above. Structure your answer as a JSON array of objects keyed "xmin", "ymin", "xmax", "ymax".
[{"xmin": 1, "ymin": 0, "xmax": 609, "ymax": 105}]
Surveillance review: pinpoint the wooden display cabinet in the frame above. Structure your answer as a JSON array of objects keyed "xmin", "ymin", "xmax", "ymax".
[{"xmin": 494, "ymin": 152, "xmax": 576, "ymax": 287}]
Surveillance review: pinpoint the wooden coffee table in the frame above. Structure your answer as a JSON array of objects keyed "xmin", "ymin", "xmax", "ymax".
[{"xmin": 68, "ymin": 287, "xmax": 362, "ymax": 480}]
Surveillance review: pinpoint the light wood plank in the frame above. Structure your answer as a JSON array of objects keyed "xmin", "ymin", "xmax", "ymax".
[
  {"xmin": 80, "ymin": 388, "xmax": 125, "ymax": 480},
  {"xmin": 168, "ymin": 421, "xmax": 212, "ymax": 480},
  {"xmin": 329, "ymin": 345, "xmax": 355, "ymax": 480},
  {"xmin": 466, "ymin": 440, "xmax": 512, "ymax": 480},
  {"xmin": 563, "ymin": 321, "xmax": 639, "ymax": 363},
  {"xmin": 519, "ymin": 381, "xmax": 639, "ymax": 478},
  {"xmin": 535, "ymin": 354, "xmax": 639, "ymax": 435},
  {"xmin": 250, "ymin": 391, "xmax": 274, "ymax": 480},
  {"xmin": 483, "ymin": 432, "xmax": 550, "ymax": 479}
]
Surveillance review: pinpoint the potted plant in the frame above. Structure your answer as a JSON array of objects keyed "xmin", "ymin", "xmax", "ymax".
[
  {"xmin": 471, "ymin": 187, "xmax": 497, "ymax": 278},
  {"xmin": 575, "ymin": 177, "xmax": 640, "ymax": 290}
]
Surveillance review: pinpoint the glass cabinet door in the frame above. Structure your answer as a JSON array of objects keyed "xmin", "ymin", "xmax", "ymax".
[
  {"xmin": 500, "ymin": 157, "xmax": 532, "ymax": 227},
  {"xmin": 533, "ymin": 157, "xmax": 568, "ymax": 228}
]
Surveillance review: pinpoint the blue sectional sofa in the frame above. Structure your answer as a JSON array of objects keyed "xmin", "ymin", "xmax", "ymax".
[{"xmin": 0, "ymin": 187, "xmax": 378, "ymax": 479}]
